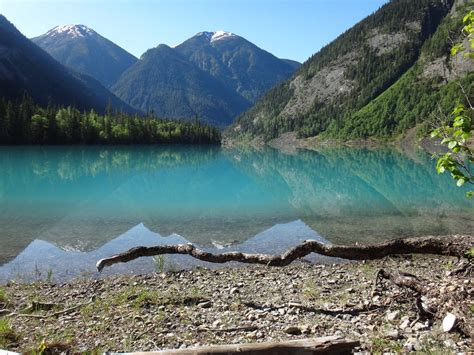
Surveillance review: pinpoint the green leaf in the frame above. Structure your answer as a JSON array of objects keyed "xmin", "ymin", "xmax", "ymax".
[
  {"xmin": 448, "ymin": 141, "xmax": 457, "ymax": 149},
  {"xmin": 453, "ymin": 118, "xmax": 464, "ymax": 127},
  {"xmin": 451, "ymin": 44, "xmax": 464, "ymax": 56},
  {"xmin": 457, "ymin": 178, "xmax": 466, "ymax": 187},
  {"xmin": 452, "ymin": 104, "xmax": 465, "ymax": 115}
]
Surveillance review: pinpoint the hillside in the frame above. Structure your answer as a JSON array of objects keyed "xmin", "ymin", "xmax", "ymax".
[
  {"xmin": 228, "ymin": 0, "xmax": 471, "ymax": 142},
  {"xmin": 174, "ymin": 31, "xmax": 297, "ymax": 102},
  {"xmin": 32, "ymin": 25, "xmax": 138, "ymax": 88},
  {"xmin": 112, "ymin": 31, "xmax": 298, "ymax": 126},
  {"xmin": 111, "ymin": 44, "xmax": 250, "ymax": 127},
  {"xmin": 0, "ymin": 15, "xmax": 135, "ymax": 113}
]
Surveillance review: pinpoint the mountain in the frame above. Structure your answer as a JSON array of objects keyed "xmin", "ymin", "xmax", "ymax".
[
  {"xmin": 32, "ymin": 24, "xmax": 137, "ymax": 88},
  {"xmin": 0, "ymin": 15, "xmax": 135, "ymax": 113},
  {"xmin": 112, "ymin": 44, "xmax": 250, "ymax": 126},
  {"xmin": 281, "ymin": 59, "xmax": 302, "ymax": 71},
  {"xmin": 228, "ymin": 0, "xmax": 470, "ymax": 142},
  {"xmin": 174, "ymin": 31, "xmax": 298, "ymax": 102},
  {"xmin": 112, "ymin": 31, "xmax": 299, "ymax": 126}
]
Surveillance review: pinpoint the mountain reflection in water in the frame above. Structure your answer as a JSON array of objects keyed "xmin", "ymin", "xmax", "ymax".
[
  {"xmin": 0, "ymin": 145, "xmax": 472, "ymax": 277},
  {"xmin": 0, "ymin": 220, "xmax": 334, "ymax": 283}
]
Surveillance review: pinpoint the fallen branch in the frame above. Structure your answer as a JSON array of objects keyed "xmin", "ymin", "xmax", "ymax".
[
  {"xmin": 145, "ymin": 336, "xmax": 359, "ymax": 354},
  {"xmin": 375, "ymin": 269, "xmax": 427, "ymax": 295},
  {"xmin": 375, "ymin": 267, "xmax": 473, "ymax": 337},
  {"xmin": 96, "ymin": 235, "xmax": 473, "ymax": 272},
  {"xmin": 197, "ymin": 325, "xmax": 259, "ymax": 333},
  {"xmin": 9, "ymin": 297, "xmax": 95, "ymax": 319},
  {"xmin": 242, "ymin": 301, "xmax": 384, "ymax": 316}
]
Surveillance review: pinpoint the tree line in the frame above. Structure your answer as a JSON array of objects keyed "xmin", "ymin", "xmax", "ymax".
[{"xmin": 0, "ymin": 95, "xmax": 221, "ymax": 145}]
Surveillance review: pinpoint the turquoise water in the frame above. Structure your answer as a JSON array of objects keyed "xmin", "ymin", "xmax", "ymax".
[{"xmin": 0, "ymin": 145, "xmax": 472, "ymax": 281}]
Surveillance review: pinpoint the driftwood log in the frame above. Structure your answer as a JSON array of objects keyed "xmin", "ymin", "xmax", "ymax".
[
  {"xmin": 96, "ymin": 235, "xmax": 473, "ymax": 272},
  {"xmin": 130, "ymin": 336, "xmax": 359, "ymax": 354}
]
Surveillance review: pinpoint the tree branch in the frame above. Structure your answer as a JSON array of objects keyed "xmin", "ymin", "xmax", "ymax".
[{"xmin": 96, "ymin": 235, "xmax": 473, "ymax": 272}]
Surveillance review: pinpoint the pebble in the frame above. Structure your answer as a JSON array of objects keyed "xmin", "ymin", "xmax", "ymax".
[
  {"xmin": 385, "ymin": 329, "xmax": 400, "ymax": 340},
  {"xmin": 198, "ymin": 301, "xmax": 212, "ymax": 309},
  {"xmin": 399, "ymin": 318, "xmax": 410, "ymax": 330},
  {"xmin": 442, "ymin": 312, "xmax": 456, "ymax": 332},
  {"xmin": 386, "ymin": 310, "xmax": 400, "ymax": 322},
  {"xmin": 284, "ymin": 326, "xmax": 302, "ymax": 335},
  {"xmin": 412, "ymin": 321, "xmax": 429, "ymax": 332}
]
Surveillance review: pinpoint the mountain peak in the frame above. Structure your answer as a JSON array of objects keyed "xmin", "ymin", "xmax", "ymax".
[
  {"xmin": 211, "ymin": 30, "xmax": 237, "ymax": 42},
  {"xmin": 194, "ymin": 30, "xmax": 238, "ymax": 42},
  {"xmin": 45, "ymin": 24, "xmax": 96, "ymax": 38}
]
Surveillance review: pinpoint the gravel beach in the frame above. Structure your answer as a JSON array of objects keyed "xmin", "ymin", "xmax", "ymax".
[{"xmin": 0, "ymin": 254, "xmax": 472, "ymax": 353}]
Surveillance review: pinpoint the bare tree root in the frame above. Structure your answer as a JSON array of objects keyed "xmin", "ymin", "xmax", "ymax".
[
  {"xmin": 375, "ymin": 264, "xmax": 473, "ymax": 338},
  {"xmin": 96, "ymin": 235, "xmax": 473, "ymax": 272}
]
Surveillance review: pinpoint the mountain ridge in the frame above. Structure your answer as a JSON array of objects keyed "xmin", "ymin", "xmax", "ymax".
[
  {"xmin": 111, "ymin": 30, "xmax": 299, "ymax": 126},
  {"xmin": 32, "ymin": 24, "xmax": 138, "ymax": 88},
  {"xmin": 112, "ymin": 43, "xmax": 250, "ymax": 127},
  {"xmin": 0, "ymin": 15, "xmax": 135, "ymax": 114},
  {"xmin": 227, "ymin": 0, "xmax": 471, "ymax": 143}
]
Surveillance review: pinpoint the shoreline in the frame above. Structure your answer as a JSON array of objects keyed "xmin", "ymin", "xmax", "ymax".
[{"xmin": 0, "ymin": 254, "xmax": 472, "ymax": 353}]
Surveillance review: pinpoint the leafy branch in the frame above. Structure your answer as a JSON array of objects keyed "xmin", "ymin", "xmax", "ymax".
[{"xmin": 431, "ymin": 10, "xmax": 474, "ymax": 197}]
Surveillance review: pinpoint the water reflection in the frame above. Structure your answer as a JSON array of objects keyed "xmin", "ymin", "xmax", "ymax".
[
  {"xmin": 0, "ymin": 220, "xmax": 333, "ymax": 283},
  {"xmin": 0, "ymin": 145, "xmax": 472, "ymax": 267}
]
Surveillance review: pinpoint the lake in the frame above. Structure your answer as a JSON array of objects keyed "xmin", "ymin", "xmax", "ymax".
[{"xmin": 0, "ymin": 145, "xmax": 472, "ymax": 282}]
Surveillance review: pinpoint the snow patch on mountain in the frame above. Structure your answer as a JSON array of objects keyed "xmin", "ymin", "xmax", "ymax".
[
  {"xmin": 45, "ymin": 24, "xmax": 95, "ymax": 38},
  {"xmin": 211, "ymin": 31, "xmax": 237, "ymax": 42}
]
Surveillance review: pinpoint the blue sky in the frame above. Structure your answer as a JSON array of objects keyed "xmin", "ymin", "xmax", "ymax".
[{"xmin": 1, "ymin": 0, "xmax": 389, "ymax": 63}]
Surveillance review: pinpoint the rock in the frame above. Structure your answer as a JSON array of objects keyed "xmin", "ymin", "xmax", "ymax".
[
  {"xmin": 413, "ymin": 322, "xmax": 429, "ymax": 331},
  {"xmin": 247, "ymin": 314, "xmax": 256, "ymax": 321},
  {"xmin": 447, "ymin": 285, "xmax": 456, "ymax": 292},
  {"xmin": 399, "ymin": 318, "xmax": 410, "ymax": 330},
  {"xmin": 284, "ymin": 326, "xmax": 302, "ymax": 335},
  {"xmin": 230, "ymin": 287, "xmax": 240, "ymax": 295},
  {"xmin": 198, "ymin": 301, "xmax": 212, "ymax": 309},
  {"xmin": 442, "ymin": 312, "xmax": 456, "ymax": 332},
  {"xmin": 386, "ymin": 310, "xmax": 400, "ymax": 322},
  {"xmin": 385, "ymin": 329, "xmax": 400, "ymax": 340},
  {"xmin": 301, "ymin": 325, "xmax": 311, "ymax": 334},
  {"xmin": 443, "ymin": 339, "xmax": 456, "ymax": 348},
  {"xmin": 404, "ymin": 338, "xmax": 417, "ymax": 352}
]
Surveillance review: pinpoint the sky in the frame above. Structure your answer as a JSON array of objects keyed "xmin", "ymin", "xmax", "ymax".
[{"xmin": 0, "ymin": 0, "xmax": 389, "ymax": 63}]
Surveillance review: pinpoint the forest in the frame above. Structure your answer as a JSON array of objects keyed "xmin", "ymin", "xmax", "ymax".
[
  {"xmin": 231, "ymin": 0, "xmax": 472, "ymax": 141},
  {"xmin": 0, "ymin": 95, "xmax": 221, "ymax": 145}
]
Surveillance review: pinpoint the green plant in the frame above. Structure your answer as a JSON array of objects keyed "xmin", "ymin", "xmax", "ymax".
[
  {"xmin": 153, "ymin": 255, "xmax": 165, "ymax": 273},
  {"xmin": 46, "ymin": 269, "xmax": 54, "ymax": 283},
  {"xmin": 0, "ymin": 288, "xmax": 8, "ymax": 304},
  {"xmin": 431, "ymin": 10, "xmax": 474, "ymax": 197},
  {"xmin": 0, "ymin": 318, "xmax": 18, "ymax": 348}
]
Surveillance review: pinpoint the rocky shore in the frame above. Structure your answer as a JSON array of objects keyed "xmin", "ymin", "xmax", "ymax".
[{"xmin": 0, "ymin": 254, "xmax": 472, "ymax": 353}]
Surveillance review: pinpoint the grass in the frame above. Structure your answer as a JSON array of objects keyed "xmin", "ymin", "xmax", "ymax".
[
  {"xmin": 370, "ymin": 337, "xmax": 403, "ymax": 354},
  {"xmin": 0, "ymin": 288, "xmax": 8, "ymax": 305},
  {"xmin": 153, "ymin": 255, "xmax": 165, "ymax": 273},
  {"xmin": 302, "ymin": 280, "xmax": 322, "ymax": 300},
  {"xmin": 0, "ymin": 318, "xmax": 19, "ymax": 348},
  {"xmin": 360, "ymin": 262, "xmax": 377, "ymax": 275}
]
